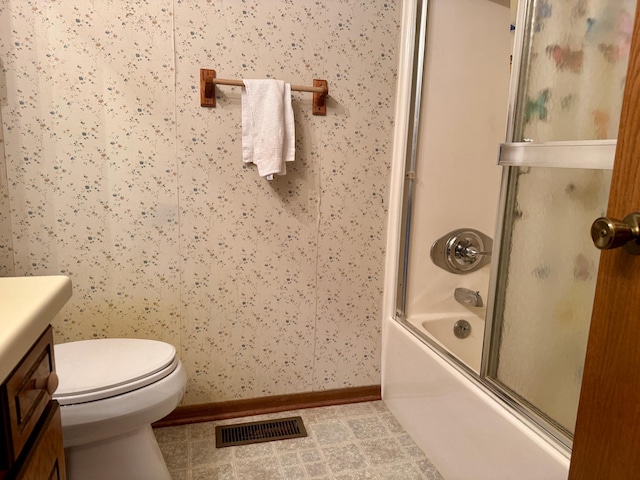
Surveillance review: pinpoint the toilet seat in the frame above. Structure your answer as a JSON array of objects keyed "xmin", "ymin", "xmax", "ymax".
[{"xmin": 53, "ymin": 338, "xmax": 178, "ymax": 405}]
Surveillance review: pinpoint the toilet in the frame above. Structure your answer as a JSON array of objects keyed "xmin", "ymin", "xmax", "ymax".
[{"xmin": 53, "ymin": 338, "xmax": 187, "ymax": 480}]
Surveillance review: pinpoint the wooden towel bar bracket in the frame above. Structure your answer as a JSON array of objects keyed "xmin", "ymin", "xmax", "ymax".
[{"xmin": 199, "ymin": 69, "xmax": 329, "ymax": 116}]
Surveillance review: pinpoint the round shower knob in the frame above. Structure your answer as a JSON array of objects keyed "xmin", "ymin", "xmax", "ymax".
[
  {"xmin": 430, "ymin": 228, "xmax": 493, "ymax": 274},
  {"xmin": 591, "ymin": 213, "xmax": 640, "ymax": 254}
]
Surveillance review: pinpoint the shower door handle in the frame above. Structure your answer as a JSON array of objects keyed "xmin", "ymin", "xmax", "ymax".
[{"xmin": 591, "ymin": 212, "xmax": 640, "ymax": 254}]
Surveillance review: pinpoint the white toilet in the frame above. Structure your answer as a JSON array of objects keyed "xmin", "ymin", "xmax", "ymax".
[{"xmin": 53, "ymin": 338, "xmax": 187, "ymax": 480}]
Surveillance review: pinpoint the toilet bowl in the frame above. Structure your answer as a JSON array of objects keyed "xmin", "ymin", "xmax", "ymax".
[{"xmin": 53, "ymin": 338, "xmax": 187, "ymax": 480}]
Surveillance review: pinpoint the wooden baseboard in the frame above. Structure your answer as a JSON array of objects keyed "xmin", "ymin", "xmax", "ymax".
[{"xmin": 153, "ymin": 385, "xmax": 381, "ymax": 428}]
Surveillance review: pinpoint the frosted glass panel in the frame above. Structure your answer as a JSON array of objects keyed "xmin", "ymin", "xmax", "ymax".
[
  {"xmin": 517, "ymin": 0, "xmax": 635, "ymax": 142},
  {"xmin": 488, "ymin": 0, "xmax": 636, "ymax": 439},
  {"xmin": 496, "ymin": 167, "xmax": 611, "ymax": 432}
]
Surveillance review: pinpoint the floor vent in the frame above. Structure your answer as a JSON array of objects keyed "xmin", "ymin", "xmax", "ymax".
[{"xmin": 215, "ymin": 416, "xmax": 307, "ymax": 448}]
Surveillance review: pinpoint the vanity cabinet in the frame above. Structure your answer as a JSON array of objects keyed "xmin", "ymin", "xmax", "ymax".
[{"xmin": 0, "ymin": 326, "xmax": 66, "ymax": 480}]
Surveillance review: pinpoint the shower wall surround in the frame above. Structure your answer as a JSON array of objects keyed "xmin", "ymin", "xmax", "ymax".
[{"xmin": 0, "ymin": 1, "xmax": 400, "ymax": 404}]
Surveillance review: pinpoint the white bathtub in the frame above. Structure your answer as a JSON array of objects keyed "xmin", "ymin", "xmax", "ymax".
[
  {"xmin": 407, "ymin": 313, "xmax": 484, "ymax": 373},
  {"xmin": 382, "ymin": 319, "xmax": 570, "ymax": 479}
]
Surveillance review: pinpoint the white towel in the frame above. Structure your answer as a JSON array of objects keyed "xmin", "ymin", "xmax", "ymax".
[{"xmin": 241, "ymin": 79, "xmax": 295, "ymax": 180}]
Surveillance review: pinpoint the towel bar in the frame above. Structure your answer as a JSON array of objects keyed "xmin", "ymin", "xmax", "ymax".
[{"xmin": 200, "ymin": 69, "xmax": 328, "ymax": 115}]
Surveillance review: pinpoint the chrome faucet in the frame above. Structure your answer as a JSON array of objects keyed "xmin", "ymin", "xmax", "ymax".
[{"xmin": 454, "ymin": 287, "xmax": 483, "ymax": 307}]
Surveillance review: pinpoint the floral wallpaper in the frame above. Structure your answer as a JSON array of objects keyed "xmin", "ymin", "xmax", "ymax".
[
  {"xmin": 496, "ymin": 0, "xmax": 635, "ymax": 432},
  {"xmin": 0, "ymin": 107, "xmax": 12, "ymax": 277},
  {"xmin": 0, "ymin": 0, "xmax": 400, "ymax": 404}
]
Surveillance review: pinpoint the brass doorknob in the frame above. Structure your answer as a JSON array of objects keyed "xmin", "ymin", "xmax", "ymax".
[{"xmin": 591, "ymin": 212, "xmax": 640, "ymax": 254}]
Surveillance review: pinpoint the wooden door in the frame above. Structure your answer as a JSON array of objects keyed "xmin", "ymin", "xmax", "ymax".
[{"xmin": 568, "ymin": 1, "xmax": 640, "ymax": 477}]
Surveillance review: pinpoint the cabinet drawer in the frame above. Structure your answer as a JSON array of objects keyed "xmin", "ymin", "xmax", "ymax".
[{"xmin": 4, "ymin": 327, "xmax": 57, "ymax": 463}]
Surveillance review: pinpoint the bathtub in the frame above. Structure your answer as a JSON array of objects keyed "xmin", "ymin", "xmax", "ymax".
[
  {"xmin": 382, "ymin": 318, "xmax": 570, "ymax": 479},
  {"xmin": 406, "ymin": 313, "xmax": 484, "ymax": 373}
]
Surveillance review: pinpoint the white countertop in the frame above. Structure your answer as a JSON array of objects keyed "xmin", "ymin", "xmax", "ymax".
[{"xmin": 0, "ymin": 275, "xmax": 72, "ymax": 383}]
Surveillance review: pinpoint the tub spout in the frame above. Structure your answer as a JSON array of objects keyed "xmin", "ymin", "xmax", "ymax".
[{"xmin": 454, "ymin": 287, "xmax": 483, "ymax": 307}]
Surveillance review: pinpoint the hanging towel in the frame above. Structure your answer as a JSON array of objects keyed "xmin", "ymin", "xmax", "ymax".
[{"xmin": 241, "ymin": 79, "xmax": 295, "ymax": 180}]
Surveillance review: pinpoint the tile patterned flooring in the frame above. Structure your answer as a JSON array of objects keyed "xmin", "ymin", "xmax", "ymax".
[{"xmin": 154, "ymin": 401, "xmax": 445, "ymax": 480}]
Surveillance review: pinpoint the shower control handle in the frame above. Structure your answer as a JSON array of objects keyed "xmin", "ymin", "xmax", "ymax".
[
  {"xmin": 430, "ymin": 228, "xmax": 493, "ymax": 274},
  {"xmin": 591, "ymin": 213, "xmax": 640, "ymax": 255}
]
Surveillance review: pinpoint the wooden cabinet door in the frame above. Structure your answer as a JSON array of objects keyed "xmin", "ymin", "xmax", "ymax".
[{"xmin": 16, "ymin": 402, "xmax": 66, "ymax": 480}]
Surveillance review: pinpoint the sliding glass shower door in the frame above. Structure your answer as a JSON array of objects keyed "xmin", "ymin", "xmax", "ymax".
[{"xmin": 484, "ymin": 0, "xmax": 636, "ymax": 446}]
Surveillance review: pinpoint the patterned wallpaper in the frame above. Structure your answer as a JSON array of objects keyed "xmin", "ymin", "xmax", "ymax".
[
  {"xmin": 0, "ymin": 107, "xmax": 12, "ymax": 277},
  {"xmin": 0, "ymin": 1, "xmax": 400, "ymax": 404}
]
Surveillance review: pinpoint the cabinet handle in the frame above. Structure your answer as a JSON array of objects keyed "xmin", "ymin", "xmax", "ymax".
[{"xmin": 32, "ymin": 372, "xmax": 59, "ymax": 395}]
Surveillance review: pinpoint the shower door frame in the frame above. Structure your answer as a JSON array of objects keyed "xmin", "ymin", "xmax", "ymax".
[
  {"xmin": 395, "ymin": 0, "xmax": 529, "ymax": 328},
  {"xmin": 392, "ymin": 0, "xmax": 522, "ymax": 369},
  {"xmin": 393, "ymin": 0, "xmax": 611, "ymax": 454},
  {"xmin": 391, "ymin": 0, "xmax": 493, "ymax": 379},
  {"xmin": 481, "ymin": 0, "xmax": 635, "ymax": 449},
  {"xmin": 477, "ymin": 0, "xmax": 579, "ymax": 450}
]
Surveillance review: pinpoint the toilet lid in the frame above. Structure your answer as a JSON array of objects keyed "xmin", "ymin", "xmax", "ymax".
[{"xmin": 53, "ymin": 338, "xmax": 178, "ymax": 405}]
